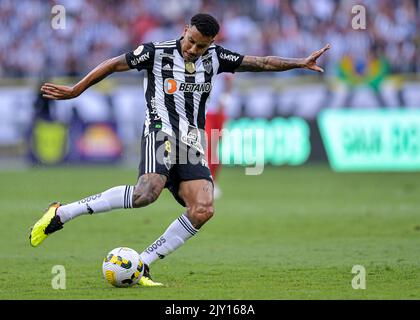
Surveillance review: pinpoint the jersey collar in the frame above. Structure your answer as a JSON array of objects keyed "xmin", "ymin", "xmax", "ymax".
[{"xmin": 176, "ymin": 37, "xmax": 184, "ymax": 58}]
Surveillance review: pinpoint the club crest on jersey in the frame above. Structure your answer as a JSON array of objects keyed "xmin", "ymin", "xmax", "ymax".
[
  {"xmin": 163, "ymin": 78, "xmax": 212, "ymax": 95},
  {"xmin": 203, "ymin": 59, "xmax": 212, "ymax": 74}
]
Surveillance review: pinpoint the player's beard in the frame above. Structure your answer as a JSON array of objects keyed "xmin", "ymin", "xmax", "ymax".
[{"xmin": 184, "ymin": 51, "xmax": 197, "ymax": 62}]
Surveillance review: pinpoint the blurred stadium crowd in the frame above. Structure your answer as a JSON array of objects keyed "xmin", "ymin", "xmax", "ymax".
[{"xmin": 0, "ymin": 0, "xmax": 419, "ymax": 78}]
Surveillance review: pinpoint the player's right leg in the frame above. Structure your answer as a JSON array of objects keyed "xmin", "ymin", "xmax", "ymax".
[
  {"xmin": 29, "ymin": 202, "xmax": 63, "ymax": 247},
  {"xmin": 29, "ymin": 131, "xmax": 168, "ymax": 247},
  {"xmin": 29, "ymin": 175, "xmax": 167, "ymax": 247}
]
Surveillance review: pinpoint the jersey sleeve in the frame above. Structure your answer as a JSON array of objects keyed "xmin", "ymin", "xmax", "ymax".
[
  {"xmin": 215, "ymin": 45, "xmax": 244, "ymax": 74},
  {"xmin": 125, "ymin": 42, "xmax": 155, "ymax": 71}
]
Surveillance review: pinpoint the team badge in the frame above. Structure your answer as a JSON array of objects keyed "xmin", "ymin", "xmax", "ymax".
[
  {"xmin": 203, "ymin": 59, "xmax": 212, "ymax": 74},
  {"xmin": 185, "ymin": 61, "xmax": 196, "ymax": 74}
]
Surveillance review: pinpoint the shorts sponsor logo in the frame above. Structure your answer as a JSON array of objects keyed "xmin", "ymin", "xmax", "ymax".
[{"xmin": 180, "ymin": 126, "xmax": 205, "ymax": 155}]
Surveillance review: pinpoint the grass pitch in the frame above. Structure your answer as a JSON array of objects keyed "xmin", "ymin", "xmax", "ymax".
[{"xmin": 0, "ymin": 164, "xmax": 419, "ymax": 299}]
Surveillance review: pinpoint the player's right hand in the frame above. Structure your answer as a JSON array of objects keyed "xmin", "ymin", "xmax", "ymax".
[{"xmin": 41, "ymin": 83, "xmax": 79, "ymax": 100}]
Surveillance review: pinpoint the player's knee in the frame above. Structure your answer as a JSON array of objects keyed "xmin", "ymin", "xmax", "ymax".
[
  {"xmin": 189, "ymin": 202, "xmax": 215, "ymax": 228},
  {"xmin": 132, "ymin": 188, "xmax": 159, "ymax": 208}
]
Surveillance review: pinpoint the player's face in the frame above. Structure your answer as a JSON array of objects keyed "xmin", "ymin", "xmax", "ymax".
[{"xmin": 181, "ymin": 25, "xmax": 214, "ymax": 62}]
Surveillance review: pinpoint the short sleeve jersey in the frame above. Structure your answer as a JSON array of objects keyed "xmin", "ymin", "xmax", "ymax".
[{"xmin": 125, "ymin": 38, "xmax": 243, "ymax": 139}]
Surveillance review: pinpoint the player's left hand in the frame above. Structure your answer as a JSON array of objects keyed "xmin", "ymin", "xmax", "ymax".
[
  {"xmin": 302, "ymin": 43, "xmax": 331, "ymax": 73},
  {"xmin": 41, "ymin": 83, "xmax": 79, "ymax": 100}
]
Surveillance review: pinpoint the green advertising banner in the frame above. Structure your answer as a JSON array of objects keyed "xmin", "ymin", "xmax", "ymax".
[
  {"xmin": 318, "ymin": 109, "xmax": 420, "ymax": 171},
  {"xmin": 219, "ymin": 117, "xmax": 310, "ymax": 166}
]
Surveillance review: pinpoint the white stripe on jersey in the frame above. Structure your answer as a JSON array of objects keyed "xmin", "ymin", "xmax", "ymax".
[
  {"xmin": 145, "ymin": 132, "xmax": 150, "ymax": 173},
  {"xmin": 206, "ymin": 49, "xmax": 220, "ymax": 116},
  {"xmin": 154, "ymin": 40, "xmax": 177, "ymax": 49},
  {"xmin": 154, "ymin": 40, "xmax": 176, "ymax": 46},
  {"xmin": 143, "ymin": 41, "xmax": 222, "ymax": 138},
  {"xmin": 151, "ymin": 132, "xmax": 156, "ymax": 172},
  {"xmin": 145, "ymin": 132, "xmax": 156, "ymax": 173},
  {"xmin": 155, "ymin": 45, "xmax": 177, "ymax": 48},
  {"xmin": 194, "ymin": 58, "xmax": 206, "ymax": 126},
  {"xmin": 211, "ymin": 49, "xmax": 220, "ymax": 77},
  {"xmin": 153, "ymin": 48, "xmax": 172, "ymax": 136},
  {"xmin": 143, "ymin": 72, "xmax": 151, "ymax": 135}
]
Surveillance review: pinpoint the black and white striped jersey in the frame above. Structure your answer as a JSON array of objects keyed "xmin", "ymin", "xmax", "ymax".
[{"xmin": 125, "ymin": 38, "xmax": 243, "ymax": 143}]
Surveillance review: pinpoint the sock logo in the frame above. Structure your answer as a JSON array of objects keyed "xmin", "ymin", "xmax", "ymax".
[
  {"xmin": 78, "ymin": 193, "xmax": 101, "ymax": 204},
  {"xmin": 156, "ymin": 252, "xmax": 165, "ymax": 259},
  {"xmin": 145, "ymin": 236, "xmax": 166, "ymax": 254},
  {"xmin": 86, "ymin": 203, "xmax": 94, "ymax": 214}
]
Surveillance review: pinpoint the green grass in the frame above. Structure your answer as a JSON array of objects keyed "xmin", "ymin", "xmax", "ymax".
[{"xmin": 0, "ymin": 164, "xmax": 419, "ymax": 299}]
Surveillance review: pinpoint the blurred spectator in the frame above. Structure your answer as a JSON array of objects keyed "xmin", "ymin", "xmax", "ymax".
[{"xmin": 0, "ymin": 0, "xmax": 418, "ymax": 78}]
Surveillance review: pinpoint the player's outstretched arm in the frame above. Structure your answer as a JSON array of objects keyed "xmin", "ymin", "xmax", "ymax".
[
  {"xmin": 41, "ymin": 54, "xmax": 130, "ymax": 100},
  {"xmin": 236, "ymin": 43, "xmax": 331, "ymax": 73}
]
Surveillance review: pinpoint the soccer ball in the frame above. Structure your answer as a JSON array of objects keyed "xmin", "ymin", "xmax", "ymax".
[{"xmin": 102, "ymin": 247, "xmax": 144, "ymax": 287}]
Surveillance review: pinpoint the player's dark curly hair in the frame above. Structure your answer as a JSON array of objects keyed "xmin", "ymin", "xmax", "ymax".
[{"xmin": 190, "ymin": 13, "xmax": 220, "ymax": 38}]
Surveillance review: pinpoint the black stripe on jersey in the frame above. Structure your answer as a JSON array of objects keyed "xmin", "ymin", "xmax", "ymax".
[
  {"xmin": 145, "ymin": 67, "xmax": 159, "ymax": 132},
  {"xmin": 161, "ymin": 47, "xmax": 180, "ymax": 137},
  {"xmin": 197, "ymin": 55, "xmax": 214, "ymax": 130},
  {"xmin": 184, "ymin": 72, "xmax": 195, "ymax": 126}
]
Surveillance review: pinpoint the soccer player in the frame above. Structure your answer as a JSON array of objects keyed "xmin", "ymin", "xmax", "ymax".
[{"xmin": 30, "ymin": 13, "xmax": 330, "ymax": 286}]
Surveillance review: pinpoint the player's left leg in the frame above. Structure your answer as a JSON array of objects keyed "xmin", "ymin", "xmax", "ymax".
[
  {"xmin": 138, "ymin": 144, "xmax": 214, "ymax": 286},
  {"xmin": 178, "ymin": 179, "xmax": 214, "ymax": 228},
  {"xmin": 138, "ymin": 179, "xmax": 214, "ymax": 273}
]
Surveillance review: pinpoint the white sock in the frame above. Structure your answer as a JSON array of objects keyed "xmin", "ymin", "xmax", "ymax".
[
  {"xmin": 57, "ymin": 185, "xmax": 134, "ymax": 223},
  {"xmin": 139, "ymin": 213, "xmax": 198, "ymax": 266}
]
